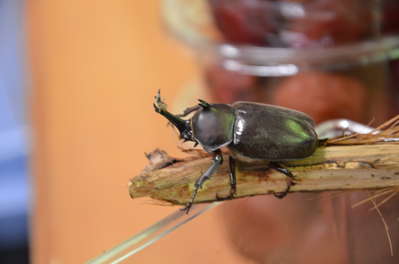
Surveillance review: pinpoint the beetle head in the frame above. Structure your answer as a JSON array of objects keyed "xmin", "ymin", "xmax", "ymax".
[{"xmin": 154, "ymin": 91, "xmax": 235, "ymax": 151}]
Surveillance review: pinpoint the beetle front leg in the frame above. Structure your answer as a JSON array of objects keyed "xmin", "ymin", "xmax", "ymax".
[
  {"xmin": 176, "ymin": 98, "xmax": 211, "ymax": 117},
  {"xmin": 183, "ymin": 150, "xmax": 223, "ymax": 214},
  {"xmin": 269, "ymin": 162, "xmax": 295, "ymax": 199},
  {"xmin": 153, "ymin": 91, "xmax": 194, "ymax": 141},
  {"xmin": 176, "ymin": 105, "xmax": 201, "ymax": 117}
]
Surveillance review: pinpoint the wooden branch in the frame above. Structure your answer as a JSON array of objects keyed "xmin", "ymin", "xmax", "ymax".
[
  {"xmin": 129, "ymin": 116, "xmax": 399, "ymax": 205},
  {"xmin": 129, "ymin": 144, "xmax": 399, "ymax": 205}
]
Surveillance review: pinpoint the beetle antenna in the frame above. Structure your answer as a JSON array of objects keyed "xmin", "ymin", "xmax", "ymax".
[{"xmin": 198, "ymin": 99, "xmax": 210, "ymax": 109}]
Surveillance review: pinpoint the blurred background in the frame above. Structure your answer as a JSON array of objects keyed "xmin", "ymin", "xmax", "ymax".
[
  {"xmin": 27, "ymin": 1, "xmax": 239, "ymax": 263},
  {"xmin": 0, "ymin": 0, "xmax": 29, "ymax": 263},
  {"xmin": 0, "ymin": 0, "xmax": 397, "ymax": 263}
]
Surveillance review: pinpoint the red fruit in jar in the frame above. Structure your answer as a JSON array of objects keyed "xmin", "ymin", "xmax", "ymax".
[
  {"xmin": 208, "ymin": 0, "xmax": 374, "ymax": 48},
  {"xmin": 288, "ymin": 0, "xmax": 373, "ymax": 48},
  {"xmin": 272, "ymin": 71, "xmax": 367, "ymax": 123},
  {"xmin": 382, "ymin": 0, "xmax": 399, "ymax": 34},
  {"xmin": 208, "ymin": 0, "xmax": 281, "ymax": 46}
]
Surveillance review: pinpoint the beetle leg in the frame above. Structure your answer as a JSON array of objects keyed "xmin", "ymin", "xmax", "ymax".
[
  {"xmin": 228, "ymin": 157, "xmax": 237, "ymax": 198},
  {"xmin": 198, "ymin": 99, "xmax": 210, "ymax": 108},
  {"xmin": 176, "ymin": 105, "xmax": 201, "ymax": 117},
  {"xmin": 269, "ymin": 162, "xmax": 295, "ymax": 199},
  {"xmin": 177, "ymin": 98, "xmax": 211, "ymax": 118},
  {"xmin": 183, "ymin": 150, "xmax": 223, "ymax": 214},
  {"xmin": 153, "ymin": 91, "xmax": 193, "ymax": 141},
  {"xmin": 318, "ymin": 138, "xmax": 328, "ymax": 146}
]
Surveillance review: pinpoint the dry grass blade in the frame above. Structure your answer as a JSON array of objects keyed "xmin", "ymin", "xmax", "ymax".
[
  {"xmin": 369, "ymin": 191, "xmax": 398, "ymax": 211},
  {"xmin": 327, "ymin": 115, "xmax": 399, "ymax": 145},
  {"xmin": 369, "ymin": 198, "xmax": 394, "ymax": 256},
  {"xmin": 352, "ymin": 188, "xmax": 395, "ymax": 208}
]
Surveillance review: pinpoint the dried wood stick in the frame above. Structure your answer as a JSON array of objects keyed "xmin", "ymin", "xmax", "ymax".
[{"xmin": 129, "ymin": 116, "xmax": 399, "ymax": 205}]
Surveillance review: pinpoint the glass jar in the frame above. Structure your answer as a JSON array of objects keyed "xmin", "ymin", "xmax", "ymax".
[
  {"xmin": 164, "ymin": 0, "xmax": 399, "ymax": 123},
  {"xmin": 164, "ymin": 0, "xmax": 399, "ymax": 263}
]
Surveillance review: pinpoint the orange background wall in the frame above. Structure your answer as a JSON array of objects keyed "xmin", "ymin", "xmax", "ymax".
[{"xmin": 27, "ymin": 1, "xmax": 246, "ymax": 263}]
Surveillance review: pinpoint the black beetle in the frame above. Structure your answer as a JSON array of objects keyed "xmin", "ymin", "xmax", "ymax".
[{"xmin": 153, "ymin": 91, "xmax": 319, "ymax": 212}]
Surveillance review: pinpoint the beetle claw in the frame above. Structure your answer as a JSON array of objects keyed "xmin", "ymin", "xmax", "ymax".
[
  {"xmin": 198, "ymin": 99, "xmax": 210, "ymax": 109},
  {"xmin": 269, "ymin": 162, "xmax": 295, "ymax": 199},
  {"xmin": 153, "ymin": 103, "xmax": 160, "ymax": 113},
  {"xmin": 154, "ymin": 90, "xmax": 168, "ymax": 112},
  {"xmin": 273, "ymin": 191, "xmax": 288, "ymax": 199},
  {"xmin": 181, "ymin": 203, "xmax": 193, "ymax": 214},
  {"xmin": 273, "ymin": 175, "xmax": 294, "ymax": 199}
]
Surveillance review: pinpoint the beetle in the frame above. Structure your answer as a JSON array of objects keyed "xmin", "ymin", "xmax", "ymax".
[{"xmin": 153, "ymin": 91, "xmax": 319, "ymax": 212}]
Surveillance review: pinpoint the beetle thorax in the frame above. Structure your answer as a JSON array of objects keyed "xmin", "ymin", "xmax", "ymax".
[{"xmin": 191, "ymin": 104, "xmax": 236, "ymax": 152}]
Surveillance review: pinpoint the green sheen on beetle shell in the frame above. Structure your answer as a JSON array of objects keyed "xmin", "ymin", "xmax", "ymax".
[
  {"xmin": 212, "ymin": 107, "xmax": 235, "ymax": 138},
  {"xmin": 284, "ymin": 119, "xmax": 312, "ymax": 143}
]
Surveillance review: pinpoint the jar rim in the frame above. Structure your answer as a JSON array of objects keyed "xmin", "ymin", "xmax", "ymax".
[{"xmin": 215, "ymin": 37, "xmax": 399, "ymax": 66}]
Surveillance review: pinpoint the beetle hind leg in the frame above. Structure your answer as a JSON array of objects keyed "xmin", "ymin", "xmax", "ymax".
[
  {"xmin": 269, "ymin": 162, "xmax": 295, "ymax": 199},
  {"xmin": 183, "ymin": 150, "xmax": 223, "ymax": 214},
  {"xmin": 228, "ymin": 157, "xmax": 237, "ymax": 198}
]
